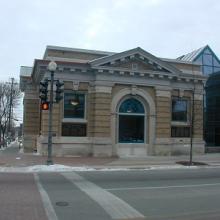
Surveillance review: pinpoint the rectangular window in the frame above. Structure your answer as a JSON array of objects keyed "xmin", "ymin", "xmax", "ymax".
[
  {"xmin": 62, "ymin": 92, "xmax": 87, "ymax": 137},
  {"xmin": 62, "ymin": 123, "xmax": 87, "ymax": 136},
  {"xmin": 172, "ymin": 98, "xmax": 188, "ymax": 122},
  {"xmin": 64, "ymin": 93, "xmax": 85, "ymax": 118},
  {"xmin": 171, "ymin": 126, "xmax": 190, "ymax": 137}
]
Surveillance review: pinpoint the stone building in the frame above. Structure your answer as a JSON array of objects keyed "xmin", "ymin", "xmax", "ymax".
[{"xmin": 20, "ymin": 46, "xmax": 207, "ymax": 157}]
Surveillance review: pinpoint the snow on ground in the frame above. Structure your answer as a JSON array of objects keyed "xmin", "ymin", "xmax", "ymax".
[
  {"xmin": 0, "ymin": 141, "xmax": 17, "ymax": 151},
  {"xmin": 0, "ymin": 164, "xmax": 199, "ymax": 173}
]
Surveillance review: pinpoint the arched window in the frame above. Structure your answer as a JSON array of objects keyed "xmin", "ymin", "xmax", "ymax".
[{"xmin": 118, "ymin": 98, "xmax": 145, "ymax": 143}]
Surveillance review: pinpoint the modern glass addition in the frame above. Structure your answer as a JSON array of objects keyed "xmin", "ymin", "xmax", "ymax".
[
  {"xmin": 172, "ymin": 98, "xmax": 188, "ymax": 122},
  {"xmin": 64, "ymin": 93, "xmax": 85, "ymax": 118},
  {"xmin": 118, "ymin": 98, "xmax": 145, "ymax": 143},
  {"xmin": 198, "ymin": 50, "xmax": 220, "ymax": 75}
]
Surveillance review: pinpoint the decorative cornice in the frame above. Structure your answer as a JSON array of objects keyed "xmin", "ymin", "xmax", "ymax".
[{"xmin": 92, "ymin": 66, "xmax": 206, "ymax": 83}]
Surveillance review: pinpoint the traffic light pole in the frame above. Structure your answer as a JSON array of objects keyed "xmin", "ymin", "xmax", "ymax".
[{"xmin": 47, "ymin": 71, "xmax": 54, "ymax": 165}]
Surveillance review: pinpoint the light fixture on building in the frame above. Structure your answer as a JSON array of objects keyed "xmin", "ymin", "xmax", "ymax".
[
  {"xmin": 70, "ymin": 95, "xmax": 79, "ymax": 106},
  {"xmin": 70, "ymin": 100, "xmax": 79, "ymax": 106}
]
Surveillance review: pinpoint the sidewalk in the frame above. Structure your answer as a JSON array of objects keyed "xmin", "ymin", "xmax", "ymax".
[{"xmin": 1, "ymin": 141, "xmax": 220, "ymax": 169}]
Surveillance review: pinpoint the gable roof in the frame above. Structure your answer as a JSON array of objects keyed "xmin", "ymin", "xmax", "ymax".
[
  {"xmin": 176, "ymin": 45, "xmax": 220, "ymax": 63},
  {"xmin": 89, "ymin": 47, "xmax": 182, "ymax": 75}
]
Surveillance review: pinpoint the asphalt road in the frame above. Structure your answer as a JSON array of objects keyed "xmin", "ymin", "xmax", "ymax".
[{"xmin": 1, "ymin": 168, "xmax": 220, "ymax": 220}]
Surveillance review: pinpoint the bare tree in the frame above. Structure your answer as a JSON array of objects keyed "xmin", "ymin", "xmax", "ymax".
[{"xmin": 0, "ymin": 80, "xmax": 21, "ymax": 147}]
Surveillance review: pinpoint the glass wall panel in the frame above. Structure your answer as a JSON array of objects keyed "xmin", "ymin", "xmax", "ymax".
[
  {"xmin": 204, "ymin": 48, "xmax": 212, "ymax": 54},
  {"xmin": 203, "ymin": 66, "xmax": 213, "ymax": 75},
  {"xmin": 195, "ymin": 55, "xmax": 202, "ymax": 64},
  {"xmin": 213, "ymin": 57, "xmax": 220, "ymax": 66},
  {"xmin": 203, "ymin": 54, "xmax": 213, "ymax": 65},
  {"xmin": 214, "ymin": 67, "xmax": 220, "ymax": 73}
]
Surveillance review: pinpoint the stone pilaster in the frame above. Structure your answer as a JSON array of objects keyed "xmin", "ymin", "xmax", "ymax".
[
  {"xmin": 88, "ymin": 85, "xmax": 113, "ymax": 156},
  {"xmin": 193, "ymin": 93, "xmax": 203, "ymax": 139},
  {"xmin": 155, "ymin": 88, "xmax": 171, "ymax": 138}
]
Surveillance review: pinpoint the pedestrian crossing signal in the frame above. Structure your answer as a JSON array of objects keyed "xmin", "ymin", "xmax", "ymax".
[{"xmin": 41, "ymin": 102, "xmax": 49, "ymax": 110}]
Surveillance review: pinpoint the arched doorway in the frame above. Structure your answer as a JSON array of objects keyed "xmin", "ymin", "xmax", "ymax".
[
  {"xmin": 111, "ymin": 87, "xmax": 156, "ymax": 157},
  {"xmin": 118, "ymin": 98, "xmax": 145, "ymax": 143}
]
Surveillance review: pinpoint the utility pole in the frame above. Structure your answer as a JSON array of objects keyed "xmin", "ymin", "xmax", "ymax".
[
  {"xmin": 47, "ymin": 68, "xmax": 55, "ymax": 165},
  {"xmin": 8, "ymin": 77, "xmax": 14, "ymax": 140},
  {"xmin": 189, "ymin": 89, "xmax": 195, "ymax": 166}
]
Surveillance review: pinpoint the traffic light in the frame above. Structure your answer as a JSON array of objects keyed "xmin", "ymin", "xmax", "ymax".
[
  {"xmin": 41, "ymin": 102, "xmax": 49, "ymax": 110},
  {"xmin": 55, "ymin": 80, "xmax": 64, "ymax": 103},
  {"xmin": 39, "ymin": 79, "xmax": 49, "ymax": 102}
]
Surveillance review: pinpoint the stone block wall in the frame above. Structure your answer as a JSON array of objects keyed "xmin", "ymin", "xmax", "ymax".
[
  {"xmin": 156, "ymin": 94, "xmax": 171, "ymax": 139},
  {"xmin": 23, "ymin": 98, "xmax": 40, "ymax": 152}
]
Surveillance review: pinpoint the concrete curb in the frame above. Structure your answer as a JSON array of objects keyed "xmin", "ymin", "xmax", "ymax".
[{"xmin": 0, "ymin": 164, "xmax": 220, "ymax": 173}]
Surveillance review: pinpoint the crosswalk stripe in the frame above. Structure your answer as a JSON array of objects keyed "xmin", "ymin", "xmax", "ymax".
[
  {"xmin": 61, "ymin": 172, "xmax": 145, "ymax": 220},
  {"xmin": 34, "ymin": 173, "xmax": 58, "ymax": 220}
]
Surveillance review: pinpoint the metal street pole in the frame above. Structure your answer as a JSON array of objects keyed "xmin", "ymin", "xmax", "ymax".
[
  {"xmin": 189, "ymin": 89, "xmax": 195, "ymax": 166},
  {"xmin": 47, "ymin": 71, "xmax": 54, "ymax": 165},
  {"xmin": 47, "ymin": 61, "xmax": 57, "ymax": 165}
]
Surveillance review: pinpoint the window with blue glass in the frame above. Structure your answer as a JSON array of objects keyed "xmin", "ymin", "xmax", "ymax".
[
  {"xmin": 172, "ymin": 98, "xmax": 188, "ymax": 122},
  {"xmin": 118, "ymin": 98, "xmax": 145, "ymax": 143},
  {"xmin": 64, "ymin": 93, "xmax": 85, "ymax": 118},
  {"xmin": 119, "ymin": 98, "xmax": 145, "ymax": 113},
  {"xmin": 196, "ymin": 48, "xmax": 220, "ymax": 75}
]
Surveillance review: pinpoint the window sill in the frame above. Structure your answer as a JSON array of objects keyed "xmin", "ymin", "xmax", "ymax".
[
  {"xmin": 171, "ymin": 121, "xmax": 190, "ymax": 126},
  {"xmin": 62, "ymin": 118, "xmax": 87, "ymax": 123}
]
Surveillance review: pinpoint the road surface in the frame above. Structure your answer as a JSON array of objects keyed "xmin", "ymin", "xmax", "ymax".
[{"xmin": 1, "ymin": 167, "xmax": 220, "ymax": 219}]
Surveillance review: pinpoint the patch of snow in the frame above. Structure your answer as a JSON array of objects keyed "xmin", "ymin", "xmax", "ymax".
[
  {"xmin": 0, "ymin": 165, "xmax": 96, "ymax": 173},
  {"xmin": 144, "ymin": 165, "xmax": 198, "ymax": 170},
  {"xmin": 32, "ymin": 152, "xmax": 41, "ymax": 156},
  {"xmin": 0, "ymin": 164, "xmax": 201, "ymax": 173},
  {"xmin": 0, "ymin": 147, "xmax": 6, "ymax": 151}
]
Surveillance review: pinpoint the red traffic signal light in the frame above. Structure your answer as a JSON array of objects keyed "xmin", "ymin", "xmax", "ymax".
[{"xmin": 41, "ymin": 102, "xmax": 49, "ymax": 110}]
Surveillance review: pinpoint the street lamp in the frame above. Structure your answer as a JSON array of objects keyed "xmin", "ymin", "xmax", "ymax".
[{"xmin": 47, "ymin": 61, "xmax": 57, "ymax": 165}]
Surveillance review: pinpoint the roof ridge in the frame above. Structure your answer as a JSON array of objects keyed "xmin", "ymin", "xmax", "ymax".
[{"xmin": 177, "ymin": 45, "xmax": 208, "ymax": 62}]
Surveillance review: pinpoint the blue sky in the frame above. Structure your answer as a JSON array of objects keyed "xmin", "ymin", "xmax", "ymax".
[{"xmin": 1, "ymin": 0, "xmax": 220, "ymax": 123}]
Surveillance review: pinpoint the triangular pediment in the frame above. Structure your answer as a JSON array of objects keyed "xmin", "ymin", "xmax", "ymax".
[{"xmin": 89, "ymin": 47, "xmax": 181, "ymax": 74}]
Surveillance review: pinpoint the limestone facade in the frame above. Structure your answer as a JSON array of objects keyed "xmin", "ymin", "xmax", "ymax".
[{"xmin": 20, "ymin": 46, "xmax": 207, "ymax": 157}]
